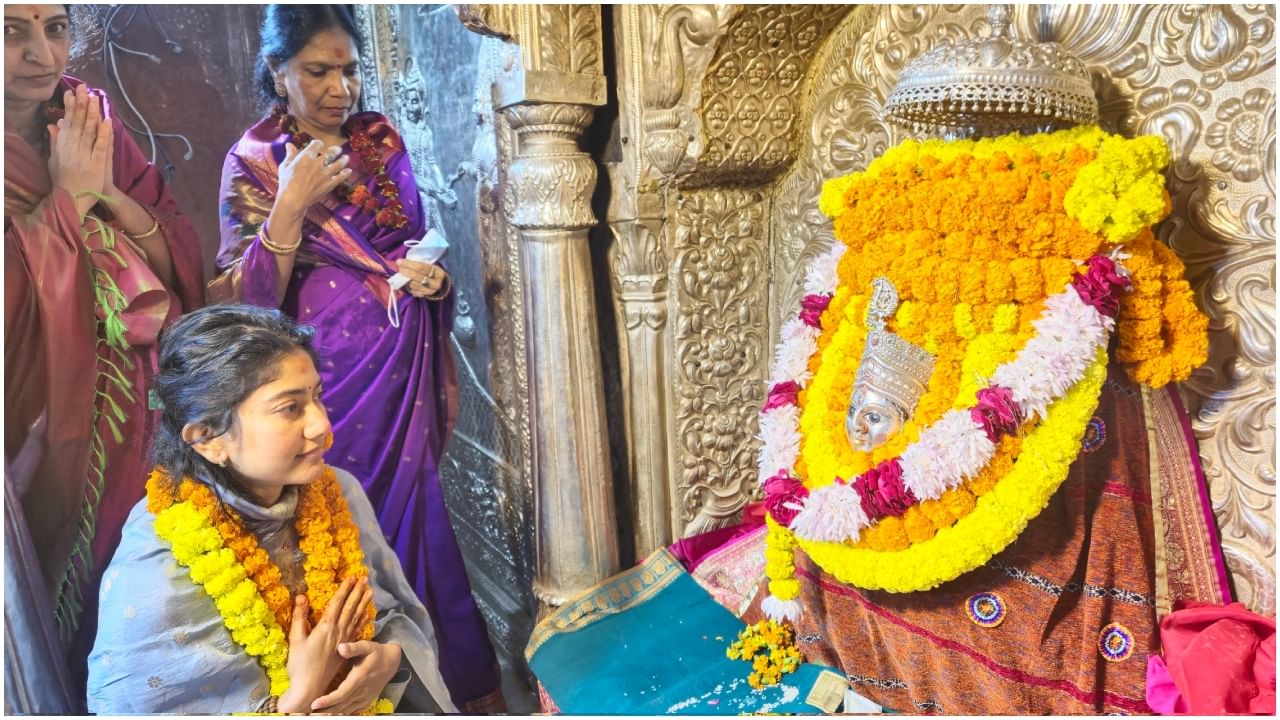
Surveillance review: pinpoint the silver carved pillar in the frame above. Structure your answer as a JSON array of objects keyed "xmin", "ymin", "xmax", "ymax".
[{"xmin": 501, "ymin": 100, "xmax": 620, "ymax": 606}]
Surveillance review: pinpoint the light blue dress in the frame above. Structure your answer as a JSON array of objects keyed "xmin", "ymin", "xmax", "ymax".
[{"xmin": 86, "ymin": 468, "xmax": 457, "ymax": 713}]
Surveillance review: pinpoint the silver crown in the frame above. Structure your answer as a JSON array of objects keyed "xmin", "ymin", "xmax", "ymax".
[
  {"xmin": 853, "ymin": 278, "xmax": 935, "ymax": 416},
  {"xmin": 882, "ymin": 4, "xmax": 1098, "ymax": 138}
]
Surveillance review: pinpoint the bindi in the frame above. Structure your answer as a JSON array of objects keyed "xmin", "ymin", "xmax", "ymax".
[
  {"xmin": 33, "ymin": 13, "xmax": 41, "ymax": 20},
  {"xmin": 334, "ymin": 48, "xmax": 346, "ymax": 60}
]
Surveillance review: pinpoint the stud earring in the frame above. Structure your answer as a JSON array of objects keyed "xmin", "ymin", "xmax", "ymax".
[
  {"xmin": 217, "ymin": 456, "xmax": 229, "ymax": 468},
  {"xmin": 274, "ymin": 81, "xmax": 286, "ymax": 97}
]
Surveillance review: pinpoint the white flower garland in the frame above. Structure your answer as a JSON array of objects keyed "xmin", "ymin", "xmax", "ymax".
[{"xmin": 758, "ymin": 242, "xmax": 1127, "ymax": 546}]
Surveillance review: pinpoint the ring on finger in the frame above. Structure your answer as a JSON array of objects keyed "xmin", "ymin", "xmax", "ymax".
[{"xmin": 427, "ymin": 267, "xmax": 436, "ymax": 279}]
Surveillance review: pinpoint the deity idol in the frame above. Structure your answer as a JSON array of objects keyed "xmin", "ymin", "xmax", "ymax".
[{"xmin": 748, "ymin": 5, "xmax": 1231, "ymax": 713}]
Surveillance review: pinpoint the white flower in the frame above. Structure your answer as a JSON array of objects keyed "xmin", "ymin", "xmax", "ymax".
[
  {"xmin": 900, "ymin": 410, "xmax": 995, "ymax": 500},
  {"xmin": 758, "ymin": 405, "xmax": 802, "ymax": 476},
  {"xmin": 790, "ymin": 482, "xmax": 868, "ymax": 543},
  {"xmin": 762, "ymin": 595, "xmax": 803, "ymax": 622},
  {"xmin": 803, "ymin": 242, "xmax": 847, "ymax": 297},
  {"xmin": 770, "ymin": 320, "xmax": 818, "ymax": 386}
]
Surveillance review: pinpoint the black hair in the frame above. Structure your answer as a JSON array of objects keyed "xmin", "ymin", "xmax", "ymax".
[
  {"xmin": 254, "ymin": 4, "xmax": 364, "ymax": 110},
  {"xmin": 151, "ymin": 304, "xmax": 320, "ymax": 498}
]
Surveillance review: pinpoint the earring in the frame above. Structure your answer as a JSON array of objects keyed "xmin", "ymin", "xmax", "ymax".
[
  {"xmin": 217, "ymin": 456, "xmax": 229, "ymax": 468},
  {"xmin": 274, "ymin": 81, "xmax": 286, "ymax": 97}
]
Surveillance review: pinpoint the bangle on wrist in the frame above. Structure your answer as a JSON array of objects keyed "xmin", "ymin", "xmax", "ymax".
[
  {"xmin": 128, "ymin": 211, "xmax": 161, "ymax": 242},
  {"xmin": 259, "ymin": 226, "xmax": 301, "ymax": 255},
  {"xmin": 426, "ymin": 272, "xmax": 452, "ymax": 301}
]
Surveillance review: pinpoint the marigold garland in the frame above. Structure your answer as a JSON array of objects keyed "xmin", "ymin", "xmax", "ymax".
[
  {"xmin": 758, "ymin": 126, "xmax": 1210, "ymax": 610},
  {"xmin": 797, "ymin": 350, "xmax": 1108, "ymax": 592},
  {"xmin": 146, "ymin": 466, "xmax": 390, "ymax": 713},
  {"xmin": 725, "ymin": 619, "xmax": 803, "ymax": 689}
]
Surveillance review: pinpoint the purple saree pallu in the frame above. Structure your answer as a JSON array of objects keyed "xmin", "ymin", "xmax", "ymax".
[{"xmin": 213, "ymin": 111, "xmax": 500, "ymax": 707}]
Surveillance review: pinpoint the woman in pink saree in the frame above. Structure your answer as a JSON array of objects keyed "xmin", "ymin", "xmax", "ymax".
[
  {"xmin": 3, "ymin": 2, "xmax": 204, "ymax": 678},
  {"xmin": 210, "ymin": 5, "xmax": 502, "ymax": 711}
]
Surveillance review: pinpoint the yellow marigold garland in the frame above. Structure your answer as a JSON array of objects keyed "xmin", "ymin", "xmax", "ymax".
[
  {"xmin": 796, "ymin": 349, "xmax": 1108, "ymax": 592},
  {"xmin": 725, "ymin": 619, "xmax": 803, "ymax": 689},
  {"xmin": 766, "ymin": 126, "xmax": 1208, "ymax": 596},
  {"xmin": 150, "ymin": 488, "xmax": 292, "ymax": 698},
  {"xmin": 146, "ymin": 466, "xmax": 392, "ymax": 714}
]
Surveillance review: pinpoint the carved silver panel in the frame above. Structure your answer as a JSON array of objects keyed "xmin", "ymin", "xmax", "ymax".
[{"xmin": 354, "ymin": 5, "xmax": 537, "ymax": 709}]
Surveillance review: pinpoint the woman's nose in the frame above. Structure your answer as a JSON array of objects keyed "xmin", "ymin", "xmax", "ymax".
[
  {"xmin": 24, "ymin": 33, "xmax": 55, "ymax": 69},
  {"xmin": 306, "ymin": 402, "xmax": 332, "ymax": 438}
]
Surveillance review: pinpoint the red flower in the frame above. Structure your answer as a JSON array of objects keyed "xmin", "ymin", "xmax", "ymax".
[
  {"xmin": 1072, "ymin": 254, "xmax": 1132, "ymax": 317},
  {"xmin": 854, "ymin": 459, "xmax": 916, "ymax": 519},
  {"xmin": 763, "ymin": 470, "xmax": 809, "ymax": 526},
  {"xmin": 969, "ymin": 385, "xmax": 1022, "ymax": 442},
  {"xmin": 762, "ymin": 380, "xmax": 802, "ymax": 412},
  {"xmin": 799, "ymin": 293, "xmax": 832, "ymax": 328}
]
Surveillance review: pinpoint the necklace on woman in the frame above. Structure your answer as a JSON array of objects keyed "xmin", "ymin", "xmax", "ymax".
[{"xmin": 283, "ymin": 113, "xmax": 408, "ymax": 230}]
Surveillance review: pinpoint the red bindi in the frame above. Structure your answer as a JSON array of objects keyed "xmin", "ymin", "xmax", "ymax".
[
  {"xmin": 33, "ymin": 13, "xmax": 41, "ymax": 20},
  {"xmin": 334, "ymin": 49, "xmax": 346, "ymax": 60}
]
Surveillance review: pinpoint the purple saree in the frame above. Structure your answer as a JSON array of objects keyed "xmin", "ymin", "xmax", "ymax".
[{"xmin": 212, "ymin": 111, "xmax": 500, "ymax": 708}]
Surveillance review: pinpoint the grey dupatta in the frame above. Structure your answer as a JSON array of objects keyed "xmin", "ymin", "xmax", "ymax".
[{"xmin": 86, "ymin": 468, "xmax": 456, "ymax": 713}]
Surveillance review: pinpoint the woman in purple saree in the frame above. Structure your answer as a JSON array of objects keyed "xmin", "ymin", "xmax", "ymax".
[{"xmin": 210, "ymin": 5, "xmax": 502, "ymax": 711}]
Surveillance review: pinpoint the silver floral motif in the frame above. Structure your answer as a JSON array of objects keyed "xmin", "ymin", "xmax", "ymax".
[{"xmin": 1205, "ymin": 87, "xmax": 1274, "ymax": 182}]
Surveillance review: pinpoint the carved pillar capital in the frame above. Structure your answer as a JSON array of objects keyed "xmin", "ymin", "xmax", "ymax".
[{"xmin": 502, "ymin": 103, "xmax": 598, "ymax": 232}]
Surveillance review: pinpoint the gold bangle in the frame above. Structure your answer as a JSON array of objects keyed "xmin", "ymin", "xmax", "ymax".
[
  {"xmin": 426, "ymin": 272, "xmax": 452, "ymax": 301},
  {"xmin": 259, "ymin": 227, "xmax": 301, "ymax": 255},
  {"xmin": 129, "ymin": 215, "xmax": 161, "ymax": 242}
]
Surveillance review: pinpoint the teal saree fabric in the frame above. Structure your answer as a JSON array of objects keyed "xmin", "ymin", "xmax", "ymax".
[{"xmin": 527, "ymin": 550, "xmax": 847, "ymax": 714}]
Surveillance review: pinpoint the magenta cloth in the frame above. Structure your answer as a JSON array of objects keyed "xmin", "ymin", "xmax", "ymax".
[
  {"xmin": 214, "ymin": 112, "xmax": 499, "ymax": 706},
  {"xmin": 1144, "ymin": 656, "xmax": 1180, "ymax": 714},
  {"xmin": 1147, "ymin": 601, "xmax": 1276, "ymax": 715},
  {"xmin": 669, "ymin": 502, "xmax": 767, "ymax": 572}
]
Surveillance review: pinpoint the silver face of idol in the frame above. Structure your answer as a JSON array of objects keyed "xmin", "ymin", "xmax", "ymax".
[{"xmin": 846, "ymin": 388, "xmax": 906, "ymax": 453}]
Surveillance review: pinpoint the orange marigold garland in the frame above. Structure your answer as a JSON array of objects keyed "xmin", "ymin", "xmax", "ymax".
[
  {"xmin": 145, "ymin": 465, "xmax": 389, "ymax": 713},
  {"xmin": 757, "ymin": 126, "xmax": 1210, "ymax": 607}
]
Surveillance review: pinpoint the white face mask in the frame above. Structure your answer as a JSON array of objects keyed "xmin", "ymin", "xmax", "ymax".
[{"xmin": 385, "ymin": 228, "xmax": 449, "ymax": 328}]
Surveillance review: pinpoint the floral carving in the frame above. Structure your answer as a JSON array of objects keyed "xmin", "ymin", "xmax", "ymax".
[
  {"xmin": 674, "ymin": 190, "xmax": 768, "ymax": 533},
  {"xmin": 688, "ymin": 5, "xmax": 851, "ymax": 186},
  {"xmin": 1206, "ymin": 88, "xmax": 1274, "ymax": 182}
]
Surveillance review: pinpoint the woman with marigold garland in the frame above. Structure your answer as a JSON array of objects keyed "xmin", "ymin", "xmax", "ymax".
[
  {"xmin": 87, "ymin": 304, "xmax": 456, "ymax": 714},
  {"xmin": 208, "ymin": 5, "xmax": 502, "ymax": 711}
]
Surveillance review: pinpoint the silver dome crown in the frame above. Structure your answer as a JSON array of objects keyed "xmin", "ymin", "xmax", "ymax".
[{"xmin": 883, "ymin": 5, "xmax": 1098, "ymax": 138}]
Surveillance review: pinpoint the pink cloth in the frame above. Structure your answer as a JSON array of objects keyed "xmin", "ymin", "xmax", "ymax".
[
  {"xmin": 668, "ymin": 502, "xmax": 767, "ymax": 572},
  {"xmin": 1146, "ymin": 601, "xmax": 1276, "ymax": 715}
]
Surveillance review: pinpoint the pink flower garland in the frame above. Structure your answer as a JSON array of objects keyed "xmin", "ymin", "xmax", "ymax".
[{"xmin": 761, "ymin": 253, "xmax": 1133, "ymax": 542}]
